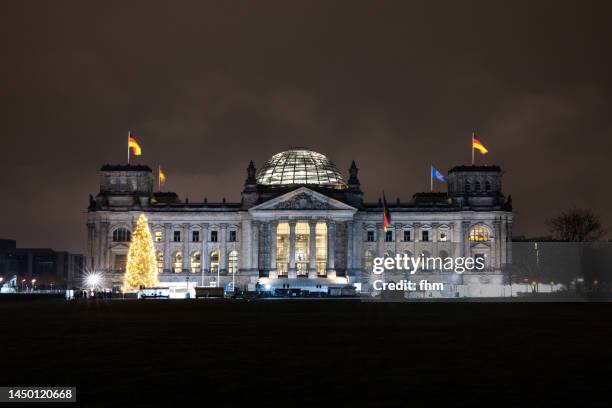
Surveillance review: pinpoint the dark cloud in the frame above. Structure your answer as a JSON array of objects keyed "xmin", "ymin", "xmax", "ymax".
[{"xmin": 1, "ymin": 0, "xmax": 611, "ymax": 252}]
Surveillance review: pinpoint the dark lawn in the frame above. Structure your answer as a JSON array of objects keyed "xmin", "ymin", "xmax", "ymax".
[{"xmin": 1, "ymin": 298, "xmax": 611, "ymax": 407}]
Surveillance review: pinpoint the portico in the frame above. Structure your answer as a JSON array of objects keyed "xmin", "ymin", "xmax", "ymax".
[{"xmin": 248, "ymin": 186, "xmax": 357, "ymax": 283}]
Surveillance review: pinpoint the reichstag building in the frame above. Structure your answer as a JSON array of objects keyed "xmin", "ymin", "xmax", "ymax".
[{"xmin": 86, "ymin": 148, "xmax": 513, "ymax": 297}]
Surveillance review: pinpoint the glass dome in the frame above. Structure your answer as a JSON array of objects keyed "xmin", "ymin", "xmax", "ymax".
[{"xmin": 255, "ymin": 148, "xmax": 347, "ymax": 188}]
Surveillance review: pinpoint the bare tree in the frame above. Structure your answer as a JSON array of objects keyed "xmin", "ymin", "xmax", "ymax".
[{"xmin": 547, "ymin": 207, "xmax": 607, "ymax": 242}]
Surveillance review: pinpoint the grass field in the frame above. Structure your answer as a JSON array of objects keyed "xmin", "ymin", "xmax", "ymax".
[{"xmin": 1, "ymin": 298, "xmax": 611, "ymax": 406}]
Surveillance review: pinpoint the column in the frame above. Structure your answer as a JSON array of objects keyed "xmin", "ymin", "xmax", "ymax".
[
  {"xmin": 376, "ymin": 222, "xmax": 384, "ymax": 257},
  {"xmin": 201, "ymin": 223, "xmax": 209, "ymax": 273},
  {"xmin": 462, "ymin": 221, "xmax": 470, "ymax": 257},
  {"xmin": 492, "ymin": 220, "xmax": 501, "ymax": 270},
  {"xmin": 352, "ymin": 221, "xmax": 361, "ymax": 272},
  {"xmin": 101, "ymin": 222, "xmax": 110, "ymax": 271},
  {"xmin": 327, "ymin": 220, "xmax": 336, "ymax": 278},
  {"xmin": 240, "ymin": 220, "xmax": 252, "ymax": 273},
  {"xmin": 308, "ymin": 220, "xmax": 317, "ymax": 278},
  {"xmin": 97, "ymin": 221, "xmax": 105, "ymax": 270},
  {"xmin": 394, "ymin": 224, "xmax": 400, "ymax": 256},
  {"xmin": 220, "ymin": 223, "xmax": 228, "ymax": 275},
  {"xmin": 346, "ymin": 221, "xmax": 354, "ymax": 276},
  {"xmin": 452, "ymin": 221, "xmax": 461, "ymax": 258},
  {"xmin": 183, "ymin": 223, "xmax": 190, "ymax": 273},
  {"xmin": 94, "ymin": 221, "xmax": 101, "ymax": 269},
  {"xmin": 269, "ymin": 221, "xmax": 277, "ymax": 278},
  {"xmin": 252, "ymin": 221, "xmax": 260, "ymax": 274},
  {"xmin": 288, "ymin": 220, "xmax": 297, "ymax": 279},
  {"xmin": 506, "ymin": 220, "xmax": 513, "ymax": 265},
  {"xmin": 164, "ymin": 223, "xmax": 172, "ymax": 272}
]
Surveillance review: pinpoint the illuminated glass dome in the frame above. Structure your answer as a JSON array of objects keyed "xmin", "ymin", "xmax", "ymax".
[{"xmin": 255, "ymin": 148, "xmax": 347, "ymax": 189}]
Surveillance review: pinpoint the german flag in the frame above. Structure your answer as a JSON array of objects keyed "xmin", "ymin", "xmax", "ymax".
[
  {"xmin": 383, "ymin": 192, "xmax": 391, "ymax": 232},
  {"xmin": 473, "ymin": 136, "xmax": 488, "ymax": 155},
  {"xmin": 159, "ymin": 165, "xmax": 166, "ymax": 186},
  {"xmin": 128, "ymin": 134, "xmax": 142, "ymax": 156}
]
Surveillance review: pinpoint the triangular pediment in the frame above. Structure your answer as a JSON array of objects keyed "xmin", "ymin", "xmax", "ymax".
[{"xmin": 250, "ymin": 187, "xmax": 356, "ymax": 212}]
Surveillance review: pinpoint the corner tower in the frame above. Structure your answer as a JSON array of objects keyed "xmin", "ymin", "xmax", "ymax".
[{"xmin": 446, "ymin": 165, "xmax": 510, "ymax": 210}]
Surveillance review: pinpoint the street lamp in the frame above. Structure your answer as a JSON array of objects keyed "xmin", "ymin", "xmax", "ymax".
[{"xmin": 21, "ymin": 279, "xmax": 26, "ymax": 291}]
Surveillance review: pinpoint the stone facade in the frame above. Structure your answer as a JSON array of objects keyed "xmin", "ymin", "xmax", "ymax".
[{"xmin": 86, "ymin": 150, "xmax": 513, "ymax": 296}]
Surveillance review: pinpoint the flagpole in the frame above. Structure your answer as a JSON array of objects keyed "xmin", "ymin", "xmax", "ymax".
[
  {"xmin": 127, "ymin": 131, "xmax": 131, "ymax": 164},
  {"xmin": 430, "ymin": 166, "xmax": 433, "ymax": 192},
  {"xmin": 471, "ymin": 131, "xmax": 474, "ymax": 165},
  {"xmin": 158, "ymin": 165, "xmax": 160, "ymax": 191}
]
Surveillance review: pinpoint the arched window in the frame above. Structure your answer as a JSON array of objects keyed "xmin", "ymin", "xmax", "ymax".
[
  {"xmin": 469, "ymin": 226, "xmax": 490, "ymax": 242},
  {"xmin": 210, "ymin": 250, "xmax": 219, "ymax": 274},
  {"xmin": 191, "ymin": 252, "xmax": 201, "ymax": 273},
  {"xmin": 475, "ymin": 181, "xmax": 481, "ymax": 191},
  {"xmin": 465, "ymin": 180, "xmax": 471, "ymax": 192},
  {"xmin": 363, "ymin": 250, "xmax": 374, "ymax": 273},
  {"xmin": 485, "ymin": 181, "xmax": 492, "ymax": 192},
  {"xmin": 156, "ymin": 251, "xmax": 164, "ymax": 273},
  {"xmin": 154, "ymin": 230, "xmax": 164, "ymax": 242},
  {"xmin": 112, "ymin": 227, "xmax": 131, "ymax": 242},
  {"xmin": 228, "ymin": 250, "xmax": 238, "ymax": 274},
  {"xmin": 173, "ymin": 252, "xmax": 183, "ymax": 273}
]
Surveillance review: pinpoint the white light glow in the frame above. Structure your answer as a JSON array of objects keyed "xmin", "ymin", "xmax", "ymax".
[{"xmin": 84, "ymin": 271, "xmax": 102, "ymax": 289}]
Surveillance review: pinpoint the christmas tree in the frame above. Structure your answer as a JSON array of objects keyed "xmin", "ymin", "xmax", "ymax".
[{"xmin": 123, "ymin": 214, "xmax": 159, "ymax": 292}]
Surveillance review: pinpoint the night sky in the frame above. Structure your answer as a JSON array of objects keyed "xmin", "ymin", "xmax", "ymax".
[{"xmin": 1, "ymin": 1, "xmax": 611, "ymax": 253}]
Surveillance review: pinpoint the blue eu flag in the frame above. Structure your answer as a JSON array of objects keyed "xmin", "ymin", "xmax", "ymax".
[{"xmin": 431, "ymin": 166, "xmax": 445, "ymax": 182}]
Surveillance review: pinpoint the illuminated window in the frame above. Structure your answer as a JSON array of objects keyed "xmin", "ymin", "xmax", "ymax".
[
  {"xmin": 191, "ymin": 252, "xmax": 201, "ymax": 273},
  {"xmin": 156, "ymin": 251, "xmax": 164, "ymax": 273},
  {"xmin": 210, "ymin": 250, "xmax": 219, "ymax": 274},
  {"xmin": 439, "ymin": 231, "xmax": 448, "ymax": 242},
  {"xmin": 315, "ymin": 222, "xmax": 327, "ymax": 276},
  {"xmin": 295, "ymin": 222, "xmax": 310, "ymax": 277},
  {"xmin": 154, "ymin": 230, "xmax": 163, "ymax": 242},
  {"xmin": 113, "ymin": 227, "xmax": 131, "ymax": 242},
  {"xmin": 469, "ymin": 226, "xmax": 490, "ymax": 242},
  {"xmin": 276, "ymin": 222, "xmax": 289, "ymax": 277},
  {"xmin": 228, "ymin": 250, "xmax": 238, "ymax": 274},
  {"xmin": 173, "ymin": 252, "xmax": 183, "ymax": 273}
]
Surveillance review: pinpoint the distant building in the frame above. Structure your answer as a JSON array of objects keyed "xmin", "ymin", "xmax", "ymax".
[
  {"xmin": 86, "ymin": 148, "xmax": 513, "ymax": 296},
  {"xmin": 0, "ymin": 239, "xmax": 83, "ymax": 289}
]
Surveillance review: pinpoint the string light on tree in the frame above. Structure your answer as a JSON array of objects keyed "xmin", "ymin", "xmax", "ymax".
[{"xmin": 122, "ymin": 214, "xmax": 159, "ymax": 292}]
